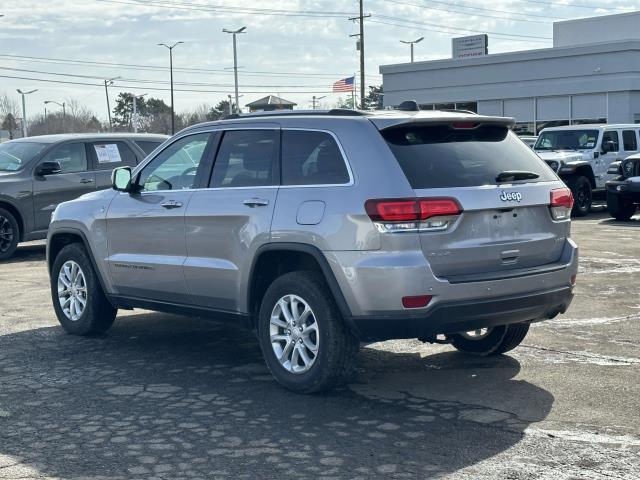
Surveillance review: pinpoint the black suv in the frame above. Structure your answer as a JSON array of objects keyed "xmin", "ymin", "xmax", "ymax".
[
  {"xmin": 606, "ymin": 154, "xmax": 640, "ymax": 220},
  {"xmin": 0, "ymin": 133, "xmax": 167, "ymax": 259}
]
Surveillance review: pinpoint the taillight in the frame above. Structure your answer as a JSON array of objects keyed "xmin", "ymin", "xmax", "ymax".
[
  {"xmin": 451, "ymin": 121, "xmax": 477, "ymax": 129},
  {"xmin": 550, "ymin": 188, "xmax": 573, "ymax": 221},
  {"xmin": 365, "ymin": 198, "xmax": 462, "ymax": 232}
]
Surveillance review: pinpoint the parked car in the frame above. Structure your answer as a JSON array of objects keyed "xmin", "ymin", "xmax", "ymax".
[
  {"xmin": 47, "ymin": 110, "xmax": 577, "ymax": 393},
  {"xmin": 605, "ymin": 153, "xmax": 640, "ymax": 220},
  {"xmin": 0, "ymin": 133, "xmax": 167, "ymax": 260},
  {"xmin": 519, "ymin": 135, "xmax": 538, "ymax": 148},
  {"xmin": 534, "ymin": 124, "xmax": 640, "ymax": 216}
]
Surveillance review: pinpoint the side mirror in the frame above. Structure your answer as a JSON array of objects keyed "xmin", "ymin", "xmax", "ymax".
[
  {"xmin": 36, "ymin": 161, "xmax": 62, "ymax": 176},
  {"xmin": 601, "ymin": 141, "xmax": 615, "ymax": 153},
  {"xmin": 112, "ymin": 166, "xmax": 133, "ymax": 192},
  {"xmin": 607, "ymin": 161, "xmax": 622, "ymax": 175}
]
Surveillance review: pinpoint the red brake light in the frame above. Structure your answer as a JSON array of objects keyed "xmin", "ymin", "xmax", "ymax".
[
  {"xmin": 402, "ymin": 295, "xmax": 432, "ymax": 309},
  {"xmin": 365, "ymin": 199, "xmax": 419, "ymax": 222},
  {"xmin": 419, "ymin": 199, "xmax": 461, "ymax": 219},
  {"xmin": 550, "ymin": 188, "xmax": 574, "ymax": 209},
  {"xmin": 365, "ymin": 198, "xmax": 462, "ymax": 222},
  {"xmin": 451, "ymin": 121, "xmax": 477, "ymax": 129}
]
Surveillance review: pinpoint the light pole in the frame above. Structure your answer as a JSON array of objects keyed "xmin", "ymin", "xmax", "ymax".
[
  {"xmin": 104, "ymin": 76, "xmax": 120, "ymax": 132},
  {"xmin": 132, "ymin": 93, "xmax": 147, "ymax": 133},
  {"xmin": 222, "ymin": 27, "xmax": 246, "ymax": 114},
  {"xmin": 311, "ymin": 95, "xmax": 327, "ymax": 110},
  {"xmin": 400, "ymin": 37, "xmax": 424, "ymax": 63},
  {"xmin": 158, "ymin": 41, "xmax": 183, "ymax": 134},
  {"xmin": 16, "ymin": 89, "xmax": 37, "ymax": 137},
  {"xmin": 44, "ymin": 100, "xmax": 66, "ymax": 132}
]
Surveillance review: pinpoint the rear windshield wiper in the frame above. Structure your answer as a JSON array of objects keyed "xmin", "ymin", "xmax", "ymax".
[{"xmin": 496, "ymin": 170, "xmax": 540, "ymax": 183}]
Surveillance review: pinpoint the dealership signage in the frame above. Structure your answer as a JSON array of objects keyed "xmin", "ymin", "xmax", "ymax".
[{"xmin": 452, "ymin": 34, "xmax": 488, "ymax": 59}]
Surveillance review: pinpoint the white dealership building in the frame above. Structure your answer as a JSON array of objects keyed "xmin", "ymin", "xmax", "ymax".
[{"xmin": 379, "ymin": 11, "xmax": 640, "ymax": 135}]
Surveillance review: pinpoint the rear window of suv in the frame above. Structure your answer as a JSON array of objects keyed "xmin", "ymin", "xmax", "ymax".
[{"xmin": 382, "ymin": 124, "xmax": 557, "ymax": 189}]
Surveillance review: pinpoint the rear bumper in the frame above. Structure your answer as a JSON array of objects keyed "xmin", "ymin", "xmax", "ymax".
[{"xmin": 348, "ymin": 286, "xmax": 573, "ymax": 341}]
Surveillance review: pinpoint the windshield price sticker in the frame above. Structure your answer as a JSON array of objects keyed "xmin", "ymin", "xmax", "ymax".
[{"xmin": 94, "ymin": 144, "xmax": 122, "ymax": 163}]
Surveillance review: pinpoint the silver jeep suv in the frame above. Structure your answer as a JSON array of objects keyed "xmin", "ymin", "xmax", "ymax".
[{"xmin": 47, "ymin": 109, "xmax": 578, "ymax": 393}]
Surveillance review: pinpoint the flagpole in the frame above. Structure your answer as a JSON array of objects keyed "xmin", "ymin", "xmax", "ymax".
[{"xmin": 353, "ymin": 73, "xmax": 357, "ymax": 110}]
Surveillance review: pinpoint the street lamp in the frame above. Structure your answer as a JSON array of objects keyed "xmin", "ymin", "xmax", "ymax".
[
  {"xmin": 104, "ymin": 76, "xmax": 120, "ymax": 132},
  {"xmin": 16, "ymin": 89, "xmax": 37, "ymax": 137},
  {"xmin": 400, "ymin": 37, "xmax": 424, "ymax": 63},
  {"xmin": 132, "ymin": 93, "xmax": 147, "ymax": 133},
  {"xmin": 44, "ymin": 100, "xmax": 66, "ymax": 132},
  {"xmin": 311, "ymin": 95, "xmax": 327, "ymax": 110},
  {"xmin": 222, "ymin": 27, "xmax": 246, "ymax": 115},
  {"xmin": 158, "ymin": 41, "xmax": 183, "ymax": 134}
]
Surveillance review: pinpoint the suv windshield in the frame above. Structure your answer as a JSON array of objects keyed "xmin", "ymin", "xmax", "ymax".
[
  {"xmin": 534, "ymin": 130, "xmax": 600, "ymax": 151},
  {"xmin": 382, "ymin": 124, "xmax": 556, "ymax": 189},
  {"xmin": 0, "ymin": 142, "xmax": 47, "ymax": 172}
]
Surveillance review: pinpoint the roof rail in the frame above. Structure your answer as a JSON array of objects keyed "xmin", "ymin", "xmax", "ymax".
[{"xmin": 223, "ymin": 108, "xmax": 368, "ymax": 120}]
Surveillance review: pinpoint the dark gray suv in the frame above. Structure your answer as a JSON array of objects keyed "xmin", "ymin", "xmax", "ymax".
[{"xmin": 0, "ymin": 133, "xmax": 167, "ymax": 259}]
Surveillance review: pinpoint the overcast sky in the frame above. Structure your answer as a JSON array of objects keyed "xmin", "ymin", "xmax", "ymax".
[{"xmin": 1, "ymin": 0, "xmax": 637, "ymax": 120}]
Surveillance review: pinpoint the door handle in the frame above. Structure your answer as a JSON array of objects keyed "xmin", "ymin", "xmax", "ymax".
[
  {"xmin": 161, "ymin": 200, "xmax": 183, "ymax": 209},
  {"xmin": 79, "ymin": 178, "xmax": 94, "ymax": 184},
  {"xmin": 243, "ymin": 198, "xmax": 269, "ymax": 207}
]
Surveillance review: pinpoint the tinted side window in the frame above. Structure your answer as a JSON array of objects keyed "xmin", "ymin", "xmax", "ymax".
[
  {"xmin": 282, "ymin": 130, "xmax": 350, "ymax": 185},
  {"xmin": 622, "ymin": 130, "xmax": 638, "ymax": 151},
  {"xmin": 210, "ymin": 130, "xmax": 277, "ymax": 188},
  {"xmin": 89, "ymin": 141, "xmax": 138, "ymax": 169},
  {"xmin": 42, "ymin": 143, "xmax": 87, "ymax": 174},
  {"xmin": 602, "ymin": 131, "xmax": 620, "ymax": 151},
  {"xmin": 135, "ymin": 140, "xmax": 163, "ymax": 155},
  {"xmin": 138, "ymin": 133, "xmax": 210, "ymax": 191}
]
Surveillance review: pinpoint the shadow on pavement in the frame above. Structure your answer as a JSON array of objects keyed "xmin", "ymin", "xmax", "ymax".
[
  {"xmin": 0, "ymin": 313, "xmax": 554, "ymax": 479},
  {"xmin": 0, "ymin": 243, "xmax": 46, "ymax": 265}
]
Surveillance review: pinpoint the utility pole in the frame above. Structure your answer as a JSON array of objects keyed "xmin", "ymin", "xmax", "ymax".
[
  {"xmin": 400, "ymin": 37, "xmax": 424, "ymax": 63},
  {"xmin": 158, "ymin": 42, "xmax": 183, "ymax": 135},
  {"xmin": 16, "ymin": 89, "xmax": 37, "ymax": 137},
  {"xmin": 228, "ymin": 94, "xmax": 233, "ymax": 115},
  {"xmin": 349, "ymin": 1, "xmax": 369, "ymax": 110},
  {"xmin": 223, "ymin": 27, "xmax": 246, "ymax": 115},
  {"xmin": 104, "ymin": 77, "xmax": 120, "ymax": 132}
]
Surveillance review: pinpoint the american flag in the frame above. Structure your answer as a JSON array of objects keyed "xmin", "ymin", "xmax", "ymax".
[{"xmin": 333, "ymin": 76, "xmax": 355, "ymax": 92}]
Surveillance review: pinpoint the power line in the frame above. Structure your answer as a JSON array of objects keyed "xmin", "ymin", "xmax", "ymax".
[
  {"xmin": 95, "ymin": 0, "xmax": 357, "ymax": 18},
  {"xmin": 0, "ymin": 54, "xmax": 381, "ymax": 80},
  {"xmin": 373, "ymin": 14, "xmax": 552, "ymax": 39},
  {"xmin": 367, "ymin": 19, "xmax": 551, "ymax": 43},
  {"xmin": 519, "ymin": 0, "xmax": 633, "ymax": 10},
  {"xmin": 0, "ymin": 74, "xmax": 344, "ymax": 95},
  {"xmin": 380, "ymin": 0, "xmax": 554, "ymax": 24},
  {"xmin": 0, "ymin": 66, "xmax": 341, "ymax": 89}
]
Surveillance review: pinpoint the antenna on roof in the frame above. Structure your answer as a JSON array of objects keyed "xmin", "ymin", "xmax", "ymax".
[{"xmin": 397, "ymin": 100, "xmax": 420, "ymax": 112}]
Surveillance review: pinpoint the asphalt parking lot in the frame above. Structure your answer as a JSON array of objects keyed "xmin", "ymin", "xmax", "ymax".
[{"xmin": 0, "ymin": 211, "xmax": 639, "ymax": 480}]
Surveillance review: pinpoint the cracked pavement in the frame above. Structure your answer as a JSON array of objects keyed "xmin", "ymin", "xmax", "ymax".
[{"xmin": 0, "ymin": 210, "xmax": 639, "ymax": 479}]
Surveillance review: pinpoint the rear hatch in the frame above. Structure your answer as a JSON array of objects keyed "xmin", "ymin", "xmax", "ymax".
[{"xmin": 378, "ymin": 119, "xmax": 569, "ymax": 280}]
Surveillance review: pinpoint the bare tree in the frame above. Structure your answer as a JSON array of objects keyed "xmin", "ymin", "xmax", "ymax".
[{"xmin": 0, "ymin": 92, "xmax": 21, "ymax": 120}]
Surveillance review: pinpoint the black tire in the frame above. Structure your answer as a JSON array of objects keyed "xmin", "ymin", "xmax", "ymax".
[
  {"xmin": 257, "ymin": 271, "xmax": 359, "ymax": 394},
  {"xmin": 447, "ymin": 323, "xmax": 530, "ymax": 356},
  {"xmin": 0, "ymin": 207, "xmax": 20, "ymax": 261},
  {"xmin": 51, "ymin": 243, "xmax": 117, "ymax": 336},
  {"xmin": 606, "ymin": 191, "xmax": 636, "ymax": 221},
  {"xmin": 566, "ymin": 175, "xmax": 592, "ymax": 217}
]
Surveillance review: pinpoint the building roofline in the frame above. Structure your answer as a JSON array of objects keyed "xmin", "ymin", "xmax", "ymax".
[{"xmin": 379, "ymin": 39, "xmax": 640, "ymax": 75}]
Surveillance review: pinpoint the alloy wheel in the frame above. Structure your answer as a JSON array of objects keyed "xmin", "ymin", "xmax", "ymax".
[
  {"xmin": 269, "ymin": 294, "xmax": 319, "ymax": 374},
  {"xmin": 57, "ymin": 260, "xmax": 88, "ymax": 321},
  {"xmin": 0, "ymin": 215, "xmax": 14, "ymax": 254}
]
